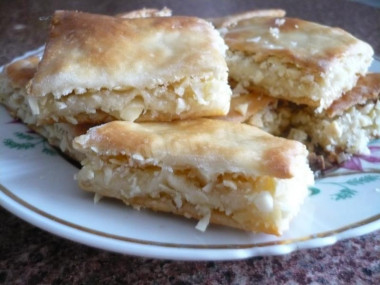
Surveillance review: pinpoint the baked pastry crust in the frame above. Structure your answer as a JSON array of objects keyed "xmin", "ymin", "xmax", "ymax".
[
  {"xmin": 326, "ymin": 73, "xmax": 380, "ymax": 117},
  {"xmin": 73, "ymin": 119, "xmax": 314, "ymax": 235},
  {"xmin": 223, "ymin": 17, "xmax": 374, "ymax": 110},
  {"xmin": 26, "ymin": 11, "xmax": 231, "ymax": 125},
  {"xmin": 74, "ymin": 119, "xmax": 309, "ymax": 179}
]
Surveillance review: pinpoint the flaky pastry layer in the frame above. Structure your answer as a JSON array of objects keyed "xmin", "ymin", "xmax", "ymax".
[
  {"xmin": 26, "ymin": 11, "xmax": 231, "ymax": 124},
  {"xmin": 73, "ymin": 119, "xmax": 314, "ymax": 235},
  {"xmin": 225, "ymin": 75, "xmax": 380, "ymax": 168},
  {"xmin": 73, "ymin": 119, "xmax": 310, "ymax": 179},
  {"xmin": 28, "ymin": 75, "xmax": 231, "ymax": 125},
  {"xmin": 76, "ymin": 154, "xmax": 312, "ymax": 235},
  {"xmin": 223, "ymin": 17, "xmax": 374, "ymax": 110}
]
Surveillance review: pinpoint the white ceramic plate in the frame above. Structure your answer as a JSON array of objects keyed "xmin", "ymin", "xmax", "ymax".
[{"xmin": 0, "ymin": 50, "xmax": 379, "ymax": 261}]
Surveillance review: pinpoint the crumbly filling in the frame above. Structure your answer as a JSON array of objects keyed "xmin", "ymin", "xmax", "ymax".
[
  {"xmin": 251, "ymin": 102, "xmax": 292, "ymax": 136},
  {"xmin": 30, "ymin": 76, "xmax": 230, "ymax": 123},
  {"xmin": 291, "ymin": 100, "xmax": 380, "ymax": 155},
  {"xmin": 246, "ymin": 99, "xmax": 380, "ymax": 161},
  {"xmin": 0, "ymin": 77, "xmax": 37, "ymax": 125},
  {"xmin": 38, "ymin": 124, "xmax": 85, "ymax": 160},
  {"xmin": 227, "ymin": 50, "xmax": 370, "ymax": 111},
  {"xmin": 0, "ymin": 76, "xmax": 85, "ymax": 160},
  {"xmin": 76, "ymin": 154, "xmax": 312, "ymax": 232}
]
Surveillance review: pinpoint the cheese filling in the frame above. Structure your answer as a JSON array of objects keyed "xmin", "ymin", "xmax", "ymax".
[
  {"xmin": 76, "ymin": 154, "xmax": 312, "ymax": 232},
  {"xmin": 0, "ymin": 83, "xmax": 37, "ymax": 125},
  {"xmin": 290, "ymin": 100, "xmax": 380, "ymax": 155},
  {"xmin": 227, "ymin": 50, "xmax": 371, "ymax": 111},
  {"xmin": 29, "ymin": 76, "xmax": 231, "ymax": 123},
  {"xmin": 242, "ymin": 96, "xmax": 380, "ymax": 161}
]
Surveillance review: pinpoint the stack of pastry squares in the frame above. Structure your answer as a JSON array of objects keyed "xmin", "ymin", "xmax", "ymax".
[
  {"xmin": 3, "ymin": 8, "xmax": 348, "ymax": 236},
  {"xmin": 217, "ymin": 15, "xmax": 378, "ymax": 170}
]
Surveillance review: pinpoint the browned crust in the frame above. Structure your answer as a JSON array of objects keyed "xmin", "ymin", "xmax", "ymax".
[
  {"xmin": 74, "ymin": 119, "xmax": 308, "ymax": 179},
  {"xmin": 27, "ymin": 11, "xmax": 227, "ymax": 98},
  {"xmin": 326, "ymin": 73, "xmax": 380, "ymax": 117},
  {"xmin": 5, "ymin": 55, "xmax": 40, "ymax": 88},
  {"xmin": 224, "ymin": 17, "xmax": 371, "ymax": 73}
]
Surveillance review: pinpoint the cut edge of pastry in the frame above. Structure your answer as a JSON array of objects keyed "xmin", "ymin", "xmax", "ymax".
[
  {"xmin": 225, "ymin": 75, "xmax": 380, "ymax": 170},
  {"xmin": 73, "ymin": 119, "xmax": 314, "ymax": 235},
  {"xmin": 27, "ymin": 74, "xmax": 232, "ymax": 125},
  {"xmin": 0, "ymin": 54, "xmax": 90, "ymax": 162},
  {"xmin": 223, "ymin": 16, "xmax": 374, "ymax": 111},
  {"xmin": 226, "ymin": 47, "xmax": 373, "ymax": 111},
  {"xmin": 75, "ymin": 159, "xmax": 312, "ymax": 235},
  {"xmin": 25, "ymin": 11, "xmax": 232, "ymax": 124}
]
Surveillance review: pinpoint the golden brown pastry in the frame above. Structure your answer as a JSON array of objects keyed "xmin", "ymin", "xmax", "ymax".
[
  {"xmin": 222, "ymin": 16, "xmax": 374, "ymax": 111},
  {"xmin": 326, "ymin": 73, "xmax": 380, "ymax": 118},
  {"xmin": 26, "ymin": 11, "xmax": 231, "ymax": 125},
  {"xmin": 73, "ymin": 119, "xmax": 314, "ymax": 235}
]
